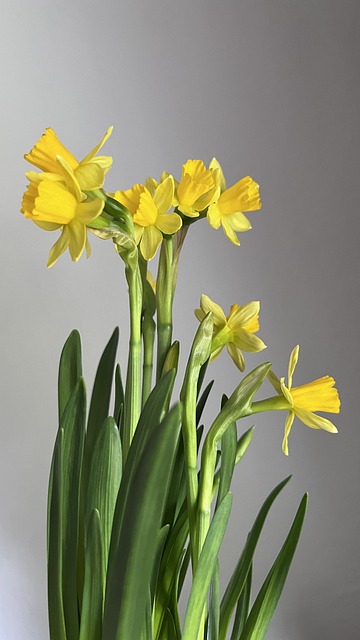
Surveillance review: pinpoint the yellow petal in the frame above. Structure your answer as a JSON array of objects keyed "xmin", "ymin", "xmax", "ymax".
[
  {"xmin": 221, "ymin": 217, "xmax": 241, "ymax": 245},
  {"xmin": 294, "ymin": 408, "xmax": 338, "ymax": 433},
  {"xmin": 232, "ymin": 328, "xmax": 266, "ymax": 353},
  {"xmin": 280, "ymin": 378, "xmax": 294, "ymax": 406},
  {"xmin": 200, "ymin": 294, "xmax": 227, "ymax": 327},
  {"xmin": 288, "ymin": 345, "xmax": 299, "ymax": 389},
  {"xmin": 55, "ymin": 156, "xmax": 83, "ymax": 201},
  {"xmin": 226, "ymin": 343, "xmax": 245, "ymax": 371},
  {"xmin": 47, "ymin": 227, "xmax": 70, "ymax": 267},
  {"xmin": 67, "ymin": 219, "xmax": 87, "ymax": 262},
  {"xmin": 207, "ymin": 203, "xmax": 222, "ymax": 229},
  {"xmin": 156, "ymin": 213, "xmax": 182, "ymax": 235},
  {"xmin": 75, "ymin": 163, "xmax": 105, "ymax": 190},
  {"xmin": 209, "ymin": 157, "xmax": 226, "ymax": 191},
  {"xmin": 227, "ymin": 301, "xmax": 260, "ymax": 329},
  {"xmin": 140, "ymin": 225, "xmax": 163, "ymax": 260},
  {"xmin": 282, "ymin": 411, "xmax": 295, "ymax": 456},
  {"xmin": 80, "ymin": 126, "xmax": 113, "ymax": 164},
  {"xmin": 153, "ymin": 175, "xmax": 174, "ymax": 215},
  {"xmin": 34, "ymin": 220, "xmax": 62, "ymax": 231},
  {"xmin": 76, "ymin": 198, "xmax": 104, "ymax": 225}
]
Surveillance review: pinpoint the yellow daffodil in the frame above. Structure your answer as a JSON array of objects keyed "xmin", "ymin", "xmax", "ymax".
[
  {"xmin": 195, "ymin": 294, "xmax": 266, "ymax": 371},
  {"xmin": 24, "ymin": 126, "xmax": 113, "ymax": 191},
  {"xmin": 268, "ymin": 345, "xmax": 340, "ymax": 455},
  {"xmin": 174, "ymin": 160, "xmax": 218, "ymax": 218},
  {"xmin": 207, "ymin": 158, "xmax": 261, "ymax": 245},
  {"xmin": 21, "ymin": 165, "xmax": 104, "ymax": 267},
  {"xmin": 114, "ymin": 176, "xmax": 182, "ymax": 260}
]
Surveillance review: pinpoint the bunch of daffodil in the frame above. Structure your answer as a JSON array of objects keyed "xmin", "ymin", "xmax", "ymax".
[{"xmin": 21, "ymin": 127, "xmax": 340, "ymax": 640}]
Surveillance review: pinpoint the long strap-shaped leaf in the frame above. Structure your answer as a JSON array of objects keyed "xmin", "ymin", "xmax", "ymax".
[
  {"xmin": 79, "ymin": 509, "xmax": 104, "ymax": 640},
  {"xmin": 219, "ymin": 476, "xmax": 291, "ymax": 640},
  {"xmin": 86, "ymin": 328, "xmax": 119, "ymax": 469},
  {"xmin": 48, "ymin": 428, "xmax": 66, "ymax": 640},
  {"xmin": 58, "ymin": 330, "xmax": 82, "ymax": 422},
  {"xmin": 106, "ymin": 370, "xmax": 175, "ymax": 572},
  {"xmin": 182, "ymin": 493, "xmax": 233, "ymax": 640},
  {"xmin": 102, "ymin": 403, "xmax": 182, "ymax": 640},
  {"xmin": 239, "ymin": 493, "xmax": 308, "ymax": 640},
  {"xmin": 60, "ymin": 379, "xmax": 87, "ymax": 640},
  {"xmin": 85, "ymin": 417, "xmax": 122, "ymax": 577}
]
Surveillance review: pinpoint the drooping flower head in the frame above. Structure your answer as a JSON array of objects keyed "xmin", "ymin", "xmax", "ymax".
[
  {"xmin": 114, "ymin": 176, "xmax": 182, "ymax": 260},
  {"xmin": 24, "ymin": 126, "xmax": 113, "ymax": 191},
  {"xmin": 268, "ymin": 345, "xmax": 340, "ymax": 455},
  {"xmin": 174, "ymin": 160, "xmax": 218, "ymax": 218},
  {"xmin": 207, "ymin": 158, "xmax": 261, "ymax": 245},
  {"xmin": 195, "ymin": 294, "xmax": 266, "ymax": 371},
  {"xmin": 21, "ymin": 164, "xmax": 104, "ymax": 267}
]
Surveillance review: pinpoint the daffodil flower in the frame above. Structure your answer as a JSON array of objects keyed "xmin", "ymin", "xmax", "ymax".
[
  {"xmin": 195, "ymin": 294, "xmax": 266, "ymax": 371},
  {"xmin": 24, "ymin": 126, "xmax": 113, "ymax": 191},
  {"xmin": 268, "ymin": 345, "xmax": 340, "ymax": 455},
  {"xmin": 174, "ymin": 160, "xmax": 218, "ymax": 218},
  {"xmin": 21, "ymin": 163, "xmax": 104, "ymax": 267},
  {"xmin": 114, "ymin": 176, "xmax": 182, "ymax": 260},
  {"xmin": 207, "ymin": 158, "xmax": 261, "ymax": 245}
]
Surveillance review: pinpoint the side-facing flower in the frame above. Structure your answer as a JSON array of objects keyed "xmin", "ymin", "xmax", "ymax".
[
  {"xmin": 195, "ymin": 294, "xmax": 266, "ymax": 371},
  {"xmin": 174, "ymin": 160, "xmax": 218, "ymax": 218},
  {"xmin": 207, "ymin": 158, "xmax": 261, "ymax": 245},
  {"xmin": 21, "ymin": 165, "xmax": 104, "ymax": 267},
  {"xmin": 24, "ymin": 126, "xmax": 113, "ymax": 191},
  {"xmin": 268, "ymin": 345, "xmax": 340, "ymax": 455},
  {"xmin": 114, "ymin": 176, "xmax": 182, "ymax": 260}
]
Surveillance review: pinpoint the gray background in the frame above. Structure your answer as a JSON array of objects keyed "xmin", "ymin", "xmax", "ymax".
[{"xmin": 1, "ymin": 1, "xmax": 359, "ymax": 638}]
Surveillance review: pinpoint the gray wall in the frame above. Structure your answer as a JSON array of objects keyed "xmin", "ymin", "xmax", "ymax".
[{"xmin": 1, "ymin": 1, "xmax": 359, "ymax": 638}]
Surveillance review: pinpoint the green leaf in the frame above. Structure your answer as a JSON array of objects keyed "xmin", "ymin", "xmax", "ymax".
[
  {"xmin": 207, "ymin": 560, "xmax": 220, "ymax": 640},
  {"xmin": 216, "ymin": 418, "xmax": 237, "ymax": 510},
  {"xmin": 47, "ymin": 428, "xmax": 67, "ymax": 640},
  {"xmin": 58, "ymin": 330, "xmax": 82, "ymax": 422},
  {"xmin": 79, "ymin": 509, "xmax": 104, "ymax": 640},
  {"xmin": 85, "ymin": 417, "xmax": 122, "ymax": 576},
  {"xmin": 86, "ymin": 328, "xmax": 119, "ymax": 468},
  {"xmin": 107, "ymin": 370, "xmax": 176, "ymax": 571},
  {"xmin": 60, "ymin": 379, "xmax": 87, "ymax": 640},
  {"xmin": 103, "ymin": 403, "xmax": 182, "ymax": 640},
  {"xmin": 114, "ymin": 363, "xmax": 124, "ymax": 432},
  {"xmin": 182, "ymin": 493, "xmax": 233, "ymax": 640},
  {"xmin": 240, "ymin": 494, "xmax": 308, "ymax": 640},
  {"xmin": 230, "ymin": 565, "xmax": 252, "ymax": 640},
  {"xmin": 196, "ymin": 380, "xmax": 214, "ymax": 426},
  {"xmin": 219, "ymin": 476, "xmax": 291, "ymax": 640}
]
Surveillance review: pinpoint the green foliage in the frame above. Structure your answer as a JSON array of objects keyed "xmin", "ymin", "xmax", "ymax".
[{"xmin": 47, "ymin": 328, "xmax": 308, "ymax": 640}]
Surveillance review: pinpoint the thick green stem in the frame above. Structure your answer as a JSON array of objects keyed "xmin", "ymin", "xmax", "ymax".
[
  {"xmin": 156, "ymin": 238, "xmax": 175, "ymax": 380},
  {"xmin": 122, "ymin": 265, "xmax": 143, "ymax": 461},
  {"xmin": 142, "ymin": 315, "xmax": 155, "ymax": 407},
  {"xmin": 197, "ymin": 393, "xmax": 289, "ymax": 556}
]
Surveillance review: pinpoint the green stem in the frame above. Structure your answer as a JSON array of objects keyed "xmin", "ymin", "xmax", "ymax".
[
  {"xmin": 142, "ymin": 314, "xmax": 155, "ymax": 407},
  {"xmin": 156, "ymin": 237, "xmax": 175, "ymax": 380},
  {"xmin": 122, "ymin": 264, "xmax": 143, "ymax": 460},
  {"xmin": 197, "ymin": 394, "xmax": 289, "ymax": 556}
]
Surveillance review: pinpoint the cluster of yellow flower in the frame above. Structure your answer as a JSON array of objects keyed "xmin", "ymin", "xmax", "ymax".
[
  {"xmin": 21, "ymin": 127, "xmax": 261, "ymax": 265},
  {"xmin": 21, "ymin": 127, "xmax": 340, "ymax": 455}
]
